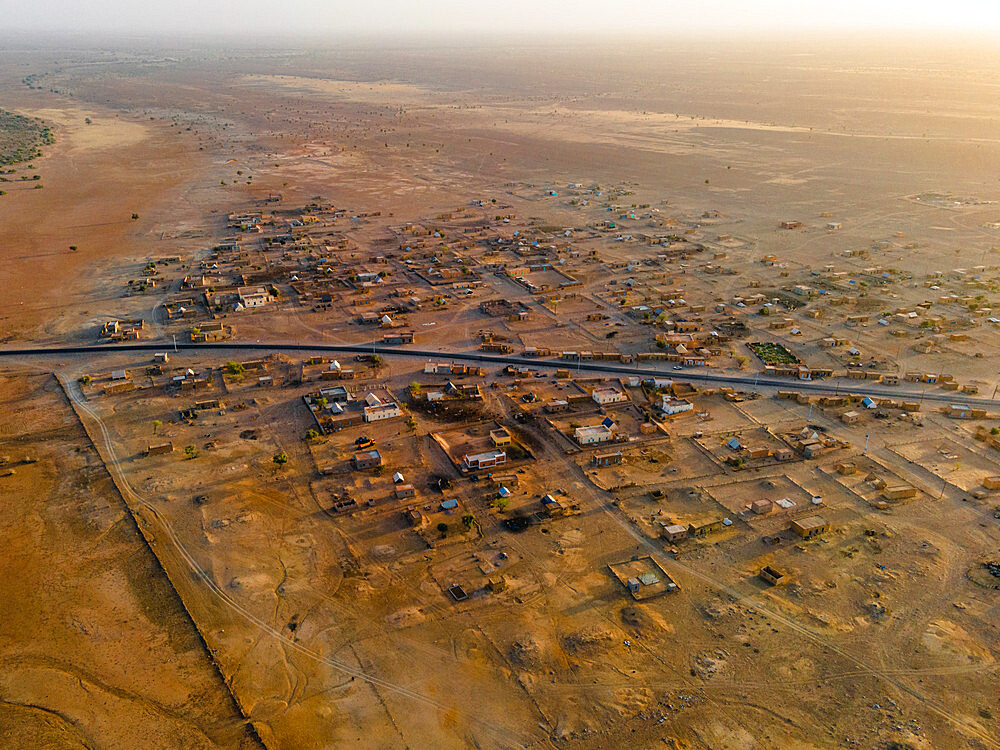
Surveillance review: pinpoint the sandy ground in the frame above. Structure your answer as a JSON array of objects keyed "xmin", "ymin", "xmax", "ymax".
[
  {"xmin": 0, "ymin": 95, "xmax": 220, "ymax": 343},
  {"xmin": 0, "ymin": 372, "xmax": 261, "ymax": 749}
]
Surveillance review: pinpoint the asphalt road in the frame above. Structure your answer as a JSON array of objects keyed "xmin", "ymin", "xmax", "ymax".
[{"xmin": 2, "ymin": 340, "xmax": 997, "ymax": 408}]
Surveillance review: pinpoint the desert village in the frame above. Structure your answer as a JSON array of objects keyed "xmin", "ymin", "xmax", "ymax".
[
  {"xmin": 39, "ymin": 185, "xmax": 1000, "ymax": 747},
  {"xmin": 3, "ymin": 40, "xmax": 1000, "ymax": 750}
]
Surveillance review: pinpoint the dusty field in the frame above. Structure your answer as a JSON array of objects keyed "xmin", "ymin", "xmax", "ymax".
[{"xmin": 0, "ymin": 372, "xmax": 260, "ymax": 749}]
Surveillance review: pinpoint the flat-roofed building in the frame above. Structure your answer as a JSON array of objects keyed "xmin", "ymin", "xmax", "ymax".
[
  {"xmin": 462, "ymin": 450, "xmax": 507, "ymax": 471},
  {"xmin": 574, "ymin": 424, "xmax": 614, "ymax": 445}
]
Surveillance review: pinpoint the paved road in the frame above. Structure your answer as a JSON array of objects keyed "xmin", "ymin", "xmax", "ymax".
[{"xmin": 2, "ymin": 340, "xmax": 997, "ymax": 408}]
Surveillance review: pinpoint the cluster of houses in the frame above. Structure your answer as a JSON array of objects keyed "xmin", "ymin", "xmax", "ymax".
[{"xmin": 306, "ymin": 387, "xmax": 403, "ymax": 434}]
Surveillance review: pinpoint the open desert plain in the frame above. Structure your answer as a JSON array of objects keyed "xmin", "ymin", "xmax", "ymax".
[{"xmin": 1, "ymin": 23, "xmax": 999, "ymax": 750}]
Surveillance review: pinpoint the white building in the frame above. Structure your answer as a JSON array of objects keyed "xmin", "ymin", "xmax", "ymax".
[
  {"xmin": 644, "ymin": 377, "xmax": 673, "ymax": 389},
  {"xmin": 364, "ymin": 402, "xmax": 402, "ymax": 422},
  {"xmin": 237, "ymin": 285, "xmax": 271, "ymax": 308},
  {"xmin": 574, "ymin": 424, "xmax": 614, "ymax": 445},
  {"xmin": 592, "ymin": 387, "xmax": 627, "ymax": 405},
  {"xmin": 661, "ymin": 396, "xmax": 694, "ymax": 416}
]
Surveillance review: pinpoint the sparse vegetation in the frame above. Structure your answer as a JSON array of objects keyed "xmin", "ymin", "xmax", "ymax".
[
  {"xmin": 0, "ymin": 109, "xmax": 53, "ymax": 167},
  {"xmin": 747, "ymin": 341, "xmax": 799, "ymax": 366}
]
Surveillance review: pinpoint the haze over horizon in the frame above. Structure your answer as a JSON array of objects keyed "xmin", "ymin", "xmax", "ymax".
[{"xmin": 3, "ymin": 0, "xmax": 1000, "ymax": 38}]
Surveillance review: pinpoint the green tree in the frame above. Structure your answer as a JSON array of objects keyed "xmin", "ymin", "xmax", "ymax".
[
  {"xmin": 461, "ymin": 513, "xmax": 477, "ymax": 530},
  {"xmin": 77, "ymin": 375, "xmax": 91, "ymax": 385},
  {"xmin": 410, "ymin": 381, "xmax": 422, "ymax": 395},
  {"xmin": 152, "ymin": 419, "xmax": 162, "ymax": 434},
  {"xmin": 273, "ymin": 452, "xmax": 289, "ymax": 466},
  {"xmin": 184, "ymin": 445, "xmax": 198, "ymax": 459},
  {"xmin": 436, "ymin": 522, "xmax": 449, "ymax": 536},
  {"xmin": 314, "ymin": 397, "xmax": 328, "ymax": 410},
  {"xmin": 223, "ymin": 361, "xmax": 245, "ymax": 376},
  {"xmin": 305, "ymin": 429, "xmax": 319, "ymax": 441}
]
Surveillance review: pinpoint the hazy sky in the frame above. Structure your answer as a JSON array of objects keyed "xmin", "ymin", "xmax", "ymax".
[{"xmin": 3, "ymin": 0, "xmax": 1000, "ymax": 36}]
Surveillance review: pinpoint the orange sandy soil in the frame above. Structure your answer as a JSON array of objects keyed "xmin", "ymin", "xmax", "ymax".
[
  {"xmin": 0, "ymin": 93, "xmax": 219, "ymax": 344},
  {"xmin": 0, "ymin": 373, "xmax": 262, "ymax": 749}
]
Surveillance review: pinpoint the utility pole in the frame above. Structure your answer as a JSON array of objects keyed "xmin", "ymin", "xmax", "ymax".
[
  {"xmin": 172, "ymin": 334, "xmax": 177, "ymax": 353},
  {"xmin": 864, "ymin": 433, "xmax": 870, "ymax": 453}
]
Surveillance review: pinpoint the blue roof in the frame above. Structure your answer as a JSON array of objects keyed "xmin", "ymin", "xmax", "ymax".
[
  {"xmin": 726, "ymin": 437, "xmax": 742, "ymax": 450},
  {"xmin": 441, "ymin": 499, "xmax": 458, "ymax": 510},
  {"xmin": 602, "ymin": 416, "xmax": 615, "ymax": 428}
]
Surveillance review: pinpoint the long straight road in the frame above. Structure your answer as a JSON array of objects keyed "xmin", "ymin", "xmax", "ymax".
[{"xmin": 2, "ymin": 339, "xmax": 997, "ymax": 408}]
